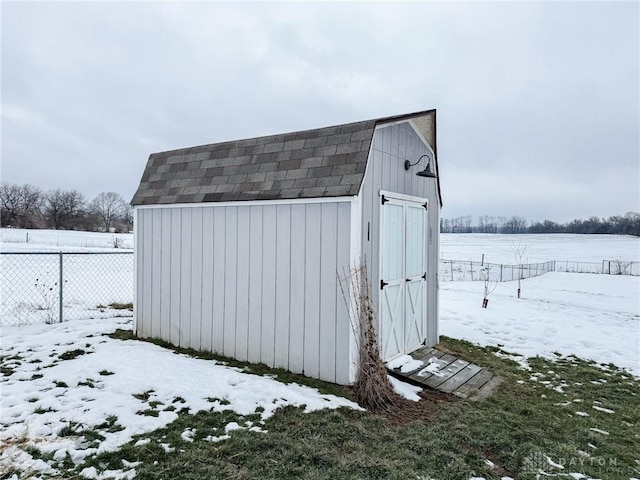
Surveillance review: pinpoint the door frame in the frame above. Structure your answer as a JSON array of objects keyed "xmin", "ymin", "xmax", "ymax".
[{"xmin": 378, "ymin": 190, "xmax": 428, "ymax": 361}]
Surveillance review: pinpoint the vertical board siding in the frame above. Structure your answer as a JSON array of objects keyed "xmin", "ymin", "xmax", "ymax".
[
  {"xmin": 190, "ymin": 208, "xmax": 203, "ymax": 350},
  {"xmin": 319, "ymin": 203, "xmax": 338, "ymax": 382},
  {"xmin": 136, "ymin": 209, "xmax": 145, "ymax": 337},
  {"xmin": 200, "ymin": 208, "xmax": 215, "ymax": 352},
  {"xmin": 303, "ymin": 204, "xmax": 321, "ymax": 379},
  {"xmin": 288, "ymin": 204, "xmax": 306, "ymax": 374},
  {"xmin": 260, "ymin": 206, "xmax": 277, "ymax": 367},
  {"xmin": 223, "ymin": 208, "xmax": 238, "ymax": 357},
  {"xmin": 179, "ymin": 208, "xmax": 192, "ymax": 347},
  {"xmin": 274, "ymin": 205, "xmax": 291, "ymax": 370},
  {"xmin": 150, "ymin": 209, "xmax": 162, "ymax": 340},
  {"xmin": 169, "ymin": 209, "xmax": 181, "ymax": 345},
  {"xmin": 235, "ymin": 206, "xmax": 251, "ymax": 362},
  {"xmin": 141, "ymin": 209, "xmax": 153, "ymax": 339},
  {"xmin": 136, "ymin": 200, "xmax": 353, "ymax": 383},
  {"xmin": 248, "ymin": 206, "xmax": 264, "ymax": 364},
  {"xmin": 212, "ymin": 208, "xmax": 226, "ymax": 353},
  {"xmin": 335, "ymin": 202, "xmax": 352, "ymax": 385},
  {"xmin": 160, "ymin": 209, "xmax": 172, "ymax": 340}
]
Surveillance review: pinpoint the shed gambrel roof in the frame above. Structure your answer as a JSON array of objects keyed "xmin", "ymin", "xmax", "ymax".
[{"xmin": 131, "ymin": 109, "xmax": 439, "ymax": 206}]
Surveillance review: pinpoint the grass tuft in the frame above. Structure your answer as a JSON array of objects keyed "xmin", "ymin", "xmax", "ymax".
[
  {"xmin": 33, "ymin": 406, "xmax": 56, "ymax": 414},
  {"xmin": 58, "ymin": 349, "xmax": 86, "ymax": 361},
  {"xmin": 109, "ymin": 302, "xmax": 134, "ymax": 310}
]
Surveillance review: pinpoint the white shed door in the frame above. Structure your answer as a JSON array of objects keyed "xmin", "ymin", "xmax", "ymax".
[{"xmin": 380, "ymin": 195, "xmax": 427, "ymax": 361}]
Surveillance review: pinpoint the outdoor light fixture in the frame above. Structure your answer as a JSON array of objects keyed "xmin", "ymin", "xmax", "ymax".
[{"xmin": 404, "ymin": 154, "xmax": 437, "ymax": 178}]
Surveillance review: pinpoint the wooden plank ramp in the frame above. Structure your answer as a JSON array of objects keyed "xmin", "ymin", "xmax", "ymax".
[{"xmin": 388, "ymin": 346, "xmax": 502, "ymax": 401}]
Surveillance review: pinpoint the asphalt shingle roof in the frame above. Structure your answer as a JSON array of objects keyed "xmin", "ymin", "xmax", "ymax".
[{"xmin": 131, "ymin": 110, "xmax": 438, "ymax": 206}]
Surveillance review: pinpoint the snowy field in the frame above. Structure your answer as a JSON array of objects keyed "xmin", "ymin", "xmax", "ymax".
[
  {"xmin": 441, "ymin": 233, "xmax": 640, "ymax": 264},
  {"xmin": 441, "ymin": 272, "xmax": 640, "ymax": 377},
  {"xmin": 1, "ymin": 229, "xmax": 133, "ymax": 252},
  {"xmin": 0, "ymin": 317, "xmax": 361, "ymax": 478}
]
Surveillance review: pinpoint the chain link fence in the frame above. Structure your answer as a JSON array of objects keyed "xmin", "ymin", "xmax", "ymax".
[
  {"xmin": 439, "ymin": 258, "xmax": 639, "ymax": 282},
  {"xmin": 439, "ymin": 259, "xmax": 555, "ymax": 282},
  {"xmin": 0, "ymin": 252, "xmax": 133, "ymax": 327},
  {"xmin": 554, "ymin": 259, "xmax": 640, "ymax": 276}
]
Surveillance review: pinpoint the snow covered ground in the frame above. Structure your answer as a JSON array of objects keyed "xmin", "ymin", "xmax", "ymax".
[
  {"xmin": 0, "ymin": 316, "xmax": 361, "ymax": 478},
  {"xmin": 441, "ymin": 272, "xmax": 640, "ymax": 376},
  {"xmin": 441, "ymin": 233, "xmax": 640, "ymax": 264}
]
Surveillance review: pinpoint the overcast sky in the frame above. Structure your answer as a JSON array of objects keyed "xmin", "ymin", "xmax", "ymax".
[{"xmin": 2, "ymin": 1, "xmax": 638, "ymax": 223}]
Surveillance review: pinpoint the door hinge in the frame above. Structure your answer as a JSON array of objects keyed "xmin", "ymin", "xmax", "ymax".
[
  {"xmin": 421, "ymin": 272, "xmax": 427, "ymax": 280},
  {"xmin": 381, "ymin": 195, "xmax": 388, "ymax": 205},
  {"xmin": 423, "ymin": 202, "xmax": 428, "ymax": 210},
  {"xmin": 380, "ymin": 279, "xmax": 388, "ymax": 289}
]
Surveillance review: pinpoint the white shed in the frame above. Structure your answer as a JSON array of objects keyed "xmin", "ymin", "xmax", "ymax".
[{"xmin": 131, "ymin": 109, "xmax": 442, "ymax": 385}]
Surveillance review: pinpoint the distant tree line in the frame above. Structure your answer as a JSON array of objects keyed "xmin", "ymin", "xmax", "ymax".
[
  {"xmin": 440, "ymin": 213, "xmax": 640, "ymax": 236},
  {"xmin": 0, "ymin": 183, "xmax": 132, "ymax": 233}
]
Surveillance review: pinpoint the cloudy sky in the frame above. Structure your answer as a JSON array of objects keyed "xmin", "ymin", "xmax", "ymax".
[{"xmin": 2, "ymin": 1, "xmax": 638, "ymax": 223}]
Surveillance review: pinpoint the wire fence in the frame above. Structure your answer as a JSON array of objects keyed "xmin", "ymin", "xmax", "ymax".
[
  {"xmin": 0, "ymin": 252, "xmax": 133, "ymax": 327},
  {"xmin": 554, "ymin": 259, "xmax": 640, "ymax": 276},
  {"xmin": 439, "ymin": 259, "xmax": 555, "ymax": 282},
  {"xmin": 439, "ymin": 258, "xmax": 639, "ymax": 282}
]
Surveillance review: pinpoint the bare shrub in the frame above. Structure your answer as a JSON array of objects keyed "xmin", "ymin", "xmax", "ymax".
[
  {"xmin": 512, "ymin": 242, "xmax": 528, "ymax": 298},
  {"xmin": 34, "ymin": 276, "xmax": 58, "ymax": 324},
  {"xmin": 339, "ymin": 263, "xmax": 453, "ymax": 422},
  {"xmin": 339, "ymin": 263, "xmax": 398, "ymax": 412},
  {"xmin": 612, "ymin": 258, "xmax": 631, "ymax": 275},
  {"xmin": 480, "ymin": 265, "xmax": 498, "ymax": 308}
]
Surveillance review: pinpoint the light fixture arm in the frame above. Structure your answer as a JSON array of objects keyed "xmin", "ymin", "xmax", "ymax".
[
  {"xmin": 404, "ymin": 154, "xmax": 431, "ymax": 171},
  {"xmin": 404, "ymin": 154, "xmax": 437, "ymax": 178}
]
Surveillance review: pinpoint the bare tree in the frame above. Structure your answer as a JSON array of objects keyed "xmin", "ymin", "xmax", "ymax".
[
  {"xmin": 120, "ymin": 203, "xmax": 133, "ymax": 232},
  {"xmin": 43, "ymin": 189, "xmax": 85, "ymax": 229},
  {"xmin": 0, "ymin": 183, "xmax": 43, "ymax": 228},
  {"xmin": 90, "ymin": 192, "xmax": 126, "ymax": 231},
  {"xmin": 512, "ymin": 242, "xmax": 528, "ymax": 298}
]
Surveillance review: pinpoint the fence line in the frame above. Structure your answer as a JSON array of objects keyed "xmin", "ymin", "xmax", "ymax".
[
  {"xmin": 439, "ymin": 258, "xmax": 639, "ymax": 282},
  {"xmin": 2, "ymin": 250, "xmax": 636, "ymax": 326},
  {"xmin": 439, "ymin": 259, "xmax": 555, "ymax": 282},
  {"xmin": 1, "ymin": 251, "xmax": 133, "ymax": 327}
]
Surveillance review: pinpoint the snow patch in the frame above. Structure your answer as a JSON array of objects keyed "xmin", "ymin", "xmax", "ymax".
[
  {"xmin": 592, "ymin": 405, "xmax": 614, "ymax": 414},
  {"xmin": 181, "ymin": 428, "xmax": 196, "ymax": 442},
  {"xmin": 387, "ymin": 375, "xmax": 422, "ymax": 402},
  {"xmin": 0, "ymin": 317, "xmax": 362, "ymax": 475},
  {"xmin": 386, "ymin": 355, "xmax": 423, "ymax": 373}
]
